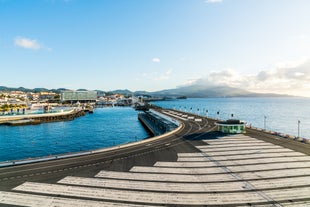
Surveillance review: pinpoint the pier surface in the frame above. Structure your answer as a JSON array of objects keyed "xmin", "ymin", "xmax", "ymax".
[{"xmin": 0, "ymin": 109, "xmax": 310, "ymax": 206}]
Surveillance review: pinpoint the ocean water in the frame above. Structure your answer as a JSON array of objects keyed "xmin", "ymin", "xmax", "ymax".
[
  {"xmin": 0, "ymin": 107, "xmax": 150, "ymax": 162},
  {"xmin": 152, "ymin": 97, "xmax": 310, "ymax": 139}
]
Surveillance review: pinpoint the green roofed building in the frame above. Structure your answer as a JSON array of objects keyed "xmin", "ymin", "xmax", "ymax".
[
  {"xmin": 60, "ymin": 91, "xmax": 97, "ymax": 103},
  {"xmin": 216, "ymin": 119, "xmax": 246, "ymax": 134}
]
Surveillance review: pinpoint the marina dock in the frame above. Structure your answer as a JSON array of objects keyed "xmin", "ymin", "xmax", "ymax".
[{"xmin": 0, "ymin": 108, "xmax": 310, "ymax": 206}]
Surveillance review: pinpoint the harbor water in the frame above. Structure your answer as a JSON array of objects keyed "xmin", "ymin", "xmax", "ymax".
[{"xmin": 0, "ymin": 107, "xmax": 150, "ymax": 162}]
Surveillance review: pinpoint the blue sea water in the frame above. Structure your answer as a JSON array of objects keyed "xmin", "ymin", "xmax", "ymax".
[
  {"xmin": 0, "ymin": 107, "xmax": 150, "ymax": 162},
  {"xmin": 152, "ymin": 97, "xmax": 310, "ymax": 139}
]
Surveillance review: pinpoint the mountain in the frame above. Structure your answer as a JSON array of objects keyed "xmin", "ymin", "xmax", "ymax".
[
  {"xmin": 109, "ymin": 89, "xmax": 133, "ymax": 95},
  {"xmin": 0, "ymin": 86, "xmax": 67, "ymax": 94},
  {"xmin": 0, "ymin": 85, "xmax": 291, "ymax": 98},
  {"xmin": 150, "ymin": 84, "xmax": 290, "ymax": 98}
]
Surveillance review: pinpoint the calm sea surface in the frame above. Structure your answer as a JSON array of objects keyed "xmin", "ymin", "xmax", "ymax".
[
  {"xmin": 0, "ymin": 107, "xmax": 150, "ymax": 162},
  {"xmin": 152, "ymin": 97, "xmax": 310, "ymax": 139}
]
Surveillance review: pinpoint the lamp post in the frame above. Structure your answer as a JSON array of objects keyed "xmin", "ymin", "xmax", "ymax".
[
  {"xmin": 298, "ymin": 120, "xmax": 301, "ymax": 138},
  {"xmin": 264, "ymin": 116, "xmax": 267, "ymax": 131}
]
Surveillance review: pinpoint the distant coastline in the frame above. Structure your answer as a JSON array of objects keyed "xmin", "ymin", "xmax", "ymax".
[{"xmin": 0, "ymin": 85, "xmax": 297, "ymax": 99}]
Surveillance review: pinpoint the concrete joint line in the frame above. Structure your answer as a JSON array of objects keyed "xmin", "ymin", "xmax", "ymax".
[{"xmin": 200, "ymin": 151, "xmax": 283, "ymax": 207}]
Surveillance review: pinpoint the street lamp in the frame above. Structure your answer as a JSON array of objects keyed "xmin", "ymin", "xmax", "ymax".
[{"xmin": 298, "ymin": 120, "xmax": 301, "ymax": 138}]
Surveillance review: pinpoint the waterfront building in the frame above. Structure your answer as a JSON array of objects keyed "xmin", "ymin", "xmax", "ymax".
[
  {"xmin": 216, "ymin": 119, "xmax": 246, "ymax": 134},
  {"xmin": 39, "ymin": 92, "xmax": 57, "ymax": 102},
  {"xmin": 60, "ymin": 90, "xmax": 97, "ymax": 103}
]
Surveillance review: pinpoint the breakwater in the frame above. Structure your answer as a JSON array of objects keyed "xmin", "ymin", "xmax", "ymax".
[
  {"xmin": 152, "ymin": 97, "xmax": 310, "ymax": 140},
  {"xmin": 0, "ymin": 109, "xmax": 86, "ymax": 126},
  {"xmin": 138, "ymin": 109, "xmax": 179, "ymax": 136}
]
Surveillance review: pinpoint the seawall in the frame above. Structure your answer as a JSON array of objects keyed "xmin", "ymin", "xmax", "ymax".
[{"xmin": 138, "ymin": 110, "xmax": 179, "ymax": 136}]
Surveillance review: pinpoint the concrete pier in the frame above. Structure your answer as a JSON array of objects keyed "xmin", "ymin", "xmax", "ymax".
[
  {"xmin": 138, "ymin": 109, "xmax": 178, "ymax": 136},
  {"xmin": 0, "ymin": 108, "xmax": 86, "ymax": 125}
]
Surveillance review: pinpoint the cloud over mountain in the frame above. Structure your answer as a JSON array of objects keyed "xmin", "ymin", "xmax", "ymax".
[{"xmin": 183, "ymin": 59, "xmax": 310, "ymax": 97}]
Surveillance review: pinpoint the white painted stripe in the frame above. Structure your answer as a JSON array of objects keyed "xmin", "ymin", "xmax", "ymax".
[
  {"xmin": 228, "ymin": 162, "xmax": 310, "ymax": 172},
  {"xmin": 279, "ymin": 201, "xmax": 310, "ymax": 207},
  {"xmin": 177, "ymin": 152, "xmax": 306, "ymax": 161},
  {"xmin": 129, "ymin": 166, "xmax": 226, "ymax": 174},
  {"xmin": 264, "ymin": 186, "xmax": 310, "ymax": 201},
  {"xmin": 157, "ymin": 156, "xmax": 310, "ymax": 167},
  {"xmin": 239, "ymin": 168, "xmax": 310, "ymax": 179},
  {"xmin": 0, "ymin": 191, "xmax": 148, "ymax": 207},
  {"xmin": 205, "ymin": 140, "xmax": 267, "ymax": 145},
  {"xmin": 177, "ymin": 153, "xmax": 205, "ymax": 157},
  {"xmin": 154, "ymin": 161, "xmax": 216, "ymax": 167},
  {"xmin": 201, "ymin": 143, "xmax": 277, "ymax": 148},
  {"xmin": 197, "ymin": 145, "xmax": 284, "ymax": 151},
  {"xmin": 205, "ymin": 138, "xmax": 256, "ymax": 142},
  {"xmin": 199, "ymin": 148, "xmax": 294, "ymax": 156},
  {"xmin": 205, "ymin": 136, "xmax": 257, "ymax": 140},
  {"xmin": 96, "ymin": 170, "xmax": 236, "ymax": 182},
  {"xmin": 219, "ymin": 156, "xmax": 310, "ymax": 165},
  {"xmin": 204, "ymin": 137, "xmax": 262, "ymax": 142},
  {"xmin": 58, "ymin": 176, "xmax": 246, "ymax": 192},
  {"xmin": 250, "ymin": 176, "xmax": 310, "ymax": 189},
  {"xmin": 14, "ymin": 182, "xmax": 268, "ymax": 205}
]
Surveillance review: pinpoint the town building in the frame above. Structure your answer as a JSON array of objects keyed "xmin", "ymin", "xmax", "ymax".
[
  {"xmin": 60, "ymin": 90, "xmax": 97, "ymax": 103},
  {"xmin": 216, "ymin": 119, "xmax": 246, "ymax": 134}
]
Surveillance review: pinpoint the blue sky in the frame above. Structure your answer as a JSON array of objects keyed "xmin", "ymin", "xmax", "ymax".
[{"xmin": 1, "ymin": 0, "xmax": 310, "ymax": 96}]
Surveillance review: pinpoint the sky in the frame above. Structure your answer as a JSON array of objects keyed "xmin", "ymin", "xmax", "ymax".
[{"xmin": 1, "ymin": 0, "xmax": 310, "ymax": 97}]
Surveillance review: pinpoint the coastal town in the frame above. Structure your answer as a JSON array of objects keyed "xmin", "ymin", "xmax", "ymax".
[{"xmin": 0, "ymin": 89, "xmax": 146, "ymax": 114}]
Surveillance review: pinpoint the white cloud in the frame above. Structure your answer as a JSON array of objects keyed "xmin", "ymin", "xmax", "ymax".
[
  {"xmin": 205, "ymin": 0, "xmax": 223, "ymax": 3},
  {"xmin": 152, "ymin": 57, "xmax": 161, "ymax": 63},
  {"xmin": 14, "ymin": 37, "xmax": 42, "ymax": 50},
  {"xmin": 185, "ymin": 59, "xmax": 310, "ymax": 97}
]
